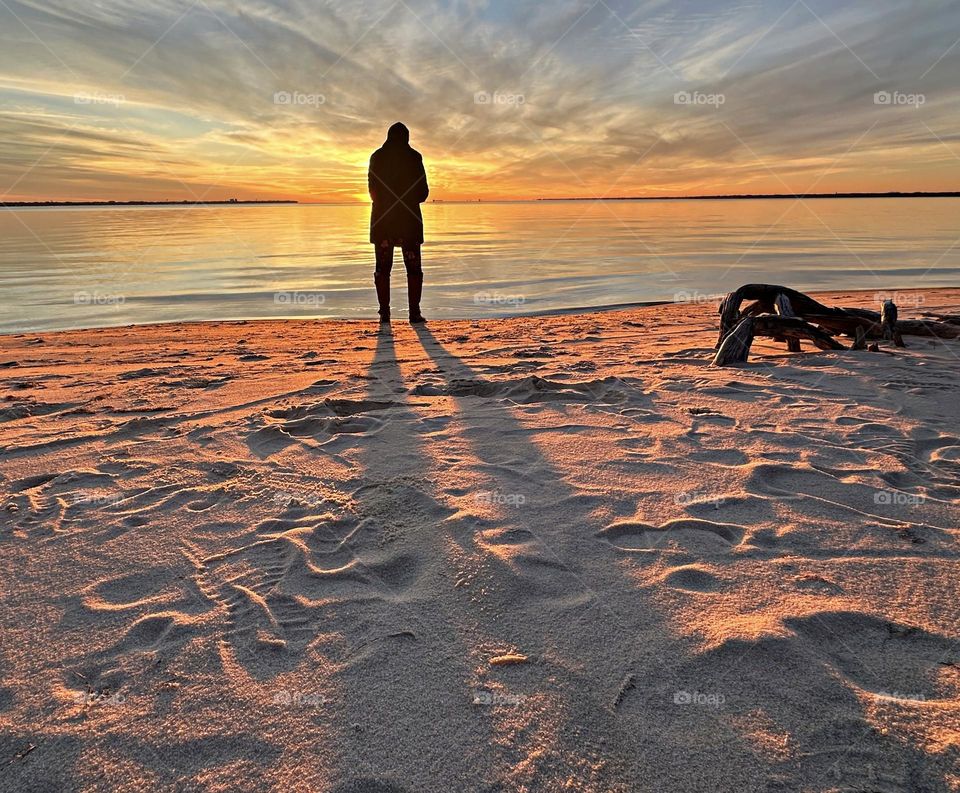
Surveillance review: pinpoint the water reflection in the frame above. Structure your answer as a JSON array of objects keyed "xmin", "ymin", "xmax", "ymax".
[{"xmin": 1, "ymin": 198, "xmax": 958, "ymax": 332}]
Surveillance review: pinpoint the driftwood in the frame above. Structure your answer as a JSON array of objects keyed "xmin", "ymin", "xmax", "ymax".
[
  {"xmin": 716, "ymin": 283, "xmax": 960, "ymax": 355},
  {"xmin": 713, "ymin": 316, "xmax": 755, "ymax": 365},
  {"xmin": 852, "ymin": 326, "xmax": 867, "ymax": 350},
  {"xmin": 881, "ymin": 300, "xmax": 905, "ymax": 347},
  {"xmin": 717, "ymin": 284, "xmax": 887, "ymax": 347},
  {"xmin": 922, "ymin": 312, "xmax": 960, "ymax": 326},
  {"xmin": 712, "ymin": 283, "xmax": 960, "ymax": 366},
  {"xmin": 774, "ymin": 293, "xmax": 801, "ymax": 351},
  {"xmin": 713, "ymin": 315, "xmax": 846, "ymax": 366}
]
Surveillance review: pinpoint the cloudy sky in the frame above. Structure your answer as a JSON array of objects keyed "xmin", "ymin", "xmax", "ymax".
[{"xmin": 1, "ymin": 0, "xmax": 958, "ymax": 202}]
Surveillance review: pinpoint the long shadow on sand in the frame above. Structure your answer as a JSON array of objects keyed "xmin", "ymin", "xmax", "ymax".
[
  {"xmin": 319, "ymin": 325, "xmax": 501, "ymax": 792},
  {"xmin": 409, "ymin": 326, "xmax": 745, "ymax": 788},
  {"xmin": 411, "ymin": 325, "xmax": 958, "ymax": 791}
]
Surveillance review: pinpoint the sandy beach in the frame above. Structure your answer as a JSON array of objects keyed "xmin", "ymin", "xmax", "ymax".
[{"xmin": 2, "ymin": 289, "xmax": 959, "ymax": 792}]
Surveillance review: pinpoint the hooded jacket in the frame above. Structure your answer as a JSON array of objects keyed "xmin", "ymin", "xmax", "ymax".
[{"xmin": 368, "ymin": 122, "xmax": 429, "ymax": 245}]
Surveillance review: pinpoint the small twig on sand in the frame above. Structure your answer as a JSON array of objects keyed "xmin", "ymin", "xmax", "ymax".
[
  {"xmin": 612, "ymin": 673, "xmax": 636, "ymax": 710},
  {"xmin": 2, "ymin": 743, "xmax": 37, "ymax": 769}
]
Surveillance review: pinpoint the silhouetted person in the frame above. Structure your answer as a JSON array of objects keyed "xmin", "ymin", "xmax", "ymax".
[{"xmin": 368, "ymin": 122, "xmax": 429, "ymax": 324}]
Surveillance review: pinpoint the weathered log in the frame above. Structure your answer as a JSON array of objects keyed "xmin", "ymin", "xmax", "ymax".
[
  {"xmin": 802, "ymin": 313, "xmax": 882, "ymax": 338},
  {"xmin": 717, "ymin": 292, "xmax": 743, "ymax": 347},
  {"xmin": 716, "ymin": 284, "xmax": 871, "ymax": 347},
  {"xmin": 717, "ymin": 284, "xmax": 960, "ymax": 351},
  {"xmin": 752, "ymin": 316, "xmax": 847, "ymax": 351},
  {"xmin": 923, "ymin": 312, "xmax": 960, "ymax": 326},
  {"xmin": 852, "ymin": 326, "xmax": 867, "ymax": 350},
  {"xmin": 896, "ymin": 319, "xmax": 960, "ymax": 339},
  {"xmin": 713, "ymin": 316, "xmax": 755, "ymax": 365},
  {"xmin": 775, "ymin": 294, "xmax": 801, "ymax": 351},
  {"xmin": 713, "ymin": 315, "xmax": 846, "ymax": 366},
  {"xmin": 881, "ymin": 299, "xmax": 905, "ymax": 347}
]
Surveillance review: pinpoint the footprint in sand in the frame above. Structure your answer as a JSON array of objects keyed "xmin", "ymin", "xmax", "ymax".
[
  {"xmin": 662, "ymin": 564, "xmax": 721, "ymax": 592},
  {"xmin": 784, "ymin": 611, "xmax": 959, "ymax": 700},
  {"xmin": 707, "ymin": 610, "xmax": 959, "ymax": 703},
  {"xmin": 688, "ymin": 448, "xmax": 749, "ymax": 466},
  {"xmin": 412, "ymin": 375, "xmax": 633, "ymax": 406},
  {"xmin": 81, "ymin": 567, "xmax": 183, "ymax": 612},
  {"xmin": 117, "ymin": 612, "xmax": 195, "ymax": 653},
  {"xmin": 598, "ymin": 518, "xmax": 743, "ymax": 553},
  {"xmin": 790, "ymin": 573, "xmax": 844, "ymax": 595}
]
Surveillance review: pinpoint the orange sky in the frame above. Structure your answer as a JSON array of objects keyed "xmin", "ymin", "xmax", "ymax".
[{"xmin": 1, "ymin": 1, "xmax": 958, "ymax": 203}]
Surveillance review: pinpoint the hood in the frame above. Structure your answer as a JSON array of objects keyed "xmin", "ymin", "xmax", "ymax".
[{"xmin": 385, "ymin": 122, "xmax": 410, "ymax": 146}]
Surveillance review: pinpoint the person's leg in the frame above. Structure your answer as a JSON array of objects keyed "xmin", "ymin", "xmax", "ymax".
[
  {"xmin": 402, "ymin": 244, "xmax": 425, "ymax": 323},
  {"xmin": 374, "ymin": 242, "xmax": 393, "ymax": 322}
]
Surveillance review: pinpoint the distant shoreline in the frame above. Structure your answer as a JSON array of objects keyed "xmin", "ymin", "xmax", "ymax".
[
  {"xmin": 4, "ymin": 193, "xmax": 959, "ymax": 209},
  {"xmin": 537, "ymin": 191, "xmax": 960, "ymax": 202},
  {"xmin": 0, "ymin": 199, "xmax": 299, "ymax": 208}
]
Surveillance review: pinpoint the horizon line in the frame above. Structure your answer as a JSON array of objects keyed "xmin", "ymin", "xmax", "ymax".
[{"xmin": 3, "ymin": 190, "xmax": 960, "ymax": 209}]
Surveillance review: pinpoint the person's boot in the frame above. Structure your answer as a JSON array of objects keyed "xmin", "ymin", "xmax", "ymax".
[
  {"xmin": 374, "ymin": 272, "xmax": 390, "ymax": 323},
  {"xmin": 407, "ymin": 272, "xmax": 426, "ymax": 324}
]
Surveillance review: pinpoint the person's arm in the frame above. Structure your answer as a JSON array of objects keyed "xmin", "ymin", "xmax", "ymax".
[
  {"xmin": 368, "ymin": 156, "xmax": 378, "ymax": 203},
  {"xmin": 415, "ymin": 155, "xmax": 429, "ymax": 204}
]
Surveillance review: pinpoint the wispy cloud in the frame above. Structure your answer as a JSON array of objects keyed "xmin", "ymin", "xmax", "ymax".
[{"xmin": 1, "ymin": 0, "xmax": 958, "ymax": 201}]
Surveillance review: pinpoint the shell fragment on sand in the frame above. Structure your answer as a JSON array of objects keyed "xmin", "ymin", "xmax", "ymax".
[{"xmin": 489, "ymin": 653, "xmax": 528, "ymax": 666}]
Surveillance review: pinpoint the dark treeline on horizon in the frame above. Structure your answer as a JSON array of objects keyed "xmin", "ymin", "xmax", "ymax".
[
  {"xmin": 537, "ymin": 191, "xmax": 960, "ymax": 202},
  {"xmin": 5, "ymin": 193, "xmax": 960, "ymax": 209},
  {"xmin": 0, "ymin": 199, "xmax": 299, "ymax": 208}
]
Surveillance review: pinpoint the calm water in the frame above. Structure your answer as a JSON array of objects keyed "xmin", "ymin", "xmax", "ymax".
[{"xmin": 1, "ymin": 199, "xmax": 958, "ymax": 333}]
